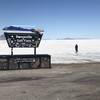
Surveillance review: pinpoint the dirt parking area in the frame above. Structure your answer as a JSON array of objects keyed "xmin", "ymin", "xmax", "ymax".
[{"xmin": 0, "ymin": 63, "xmax": 100, "ymax": 100}]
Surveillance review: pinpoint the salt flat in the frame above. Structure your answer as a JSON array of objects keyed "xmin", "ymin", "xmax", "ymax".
[{"xmin": 0, "ymin": 39, "xmax": 100, "ymax": 63}]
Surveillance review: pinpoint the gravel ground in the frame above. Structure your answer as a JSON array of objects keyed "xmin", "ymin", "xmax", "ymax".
[{"xmin": 0, "ymin": 63, "xmax": 100, "ymax": 100}]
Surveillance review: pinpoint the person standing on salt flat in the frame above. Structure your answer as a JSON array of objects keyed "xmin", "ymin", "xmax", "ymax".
[{"xmin": 75, "ymin": 44, "xmax": 78, "ymax": 53}]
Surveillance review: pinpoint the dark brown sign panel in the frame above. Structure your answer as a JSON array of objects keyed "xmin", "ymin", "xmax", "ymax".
[{"xmin": 4, "ymin": 32, "xmax": 43, "ymax": 48}]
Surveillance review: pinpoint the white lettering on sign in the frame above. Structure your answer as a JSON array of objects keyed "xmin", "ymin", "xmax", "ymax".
[{"xmin": 16, "ymin": 35, "xmax": 32, "ymax": 39}]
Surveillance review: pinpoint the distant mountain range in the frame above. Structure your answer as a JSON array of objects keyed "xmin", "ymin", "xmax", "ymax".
[{"xmin": 56, "ymin": 37, "xmax": 91, "ymax": 40}]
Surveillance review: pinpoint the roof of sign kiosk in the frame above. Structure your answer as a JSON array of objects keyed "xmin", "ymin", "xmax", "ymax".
[{"xmin": 3, "ymin": 26, "xmax": 43, "ymax": 48}]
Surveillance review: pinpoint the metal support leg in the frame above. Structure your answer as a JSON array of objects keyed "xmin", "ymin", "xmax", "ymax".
[
  {"xmin": 34, "ymin": 47, "xmax": 36, "ymax": 55},
  {"xmin": 11, "ymin": 47, "xmax": 13, "ymax": 56}
]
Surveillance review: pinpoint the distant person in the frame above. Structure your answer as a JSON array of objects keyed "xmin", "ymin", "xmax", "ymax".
[{"xmin": 75, "ymin": 44, "xmax": 78, "ymax": 53}]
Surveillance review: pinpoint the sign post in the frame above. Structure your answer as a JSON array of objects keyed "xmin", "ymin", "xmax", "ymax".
[{"xmin": 0, "ymin": 26, "xmax": 51, "ymax": 70}]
